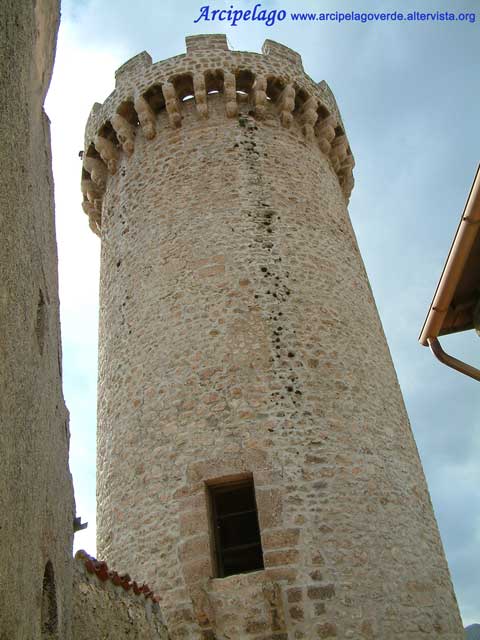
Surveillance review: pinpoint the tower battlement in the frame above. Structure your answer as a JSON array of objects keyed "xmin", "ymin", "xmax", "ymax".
[{"xmin": 81, "ymin": 35, "xmax": 354, "ymax": 235}]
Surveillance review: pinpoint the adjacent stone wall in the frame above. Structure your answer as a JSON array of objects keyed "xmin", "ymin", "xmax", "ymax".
[
  {"xmin": 72, "ymin": 551, "xmax": 170, "ymax": 639},
  {"xmin": 83, "ymin": 35, "xmax": 463, "ymax": 639},
  {"xmin": 0, "ymin": 1, "xmax": 75, "ymax": 638}
]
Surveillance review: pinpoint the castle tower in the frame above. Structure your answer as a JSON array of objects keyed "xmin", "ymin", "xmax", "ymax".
[{"xmin": 81, "ymin": 35, "xmax": 463, "ymax": 639}]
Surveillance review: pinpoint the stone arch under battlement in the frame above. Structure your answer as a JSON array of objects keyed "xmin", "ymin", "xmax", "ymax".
[{"xmin": 81, "ymin": 35, "xmax": 354, "ymax": 235}]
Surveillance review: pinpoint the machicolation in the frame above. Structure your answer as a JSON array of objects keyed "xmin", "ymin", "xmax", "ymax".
[{"xmin": 81, "ymin": 35, "xmax": 354, "ymax": 235}]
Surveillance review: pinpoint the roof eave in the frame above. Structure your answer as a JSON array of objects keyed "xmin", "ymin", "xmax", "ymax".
[{"xmin": 419, "ymin": 164, "xmax": 480, "ymax": 346}]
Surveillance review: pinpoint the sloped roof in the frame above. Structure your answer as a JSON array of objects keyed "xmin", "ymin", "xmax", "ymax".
[{"xmin": 419, "ymin": 165, "xmax": 480, "ymax": 345}]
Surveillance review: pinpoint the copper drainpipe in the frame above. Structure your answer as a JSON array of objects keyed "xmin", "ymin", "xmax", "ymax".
[
  {"xmin": 427, "ymin": 337, "xmax": 480, "ymax": 382},
  {"xmin": 419, "ymin": 165, "xmax": 480, "ymax": 381}
]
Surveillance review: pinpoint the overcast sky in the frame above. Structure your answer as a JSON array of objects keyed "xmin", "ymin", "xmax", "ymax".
[{"xmin": 45, "ymin": 0, "xmax": 479, "ymax": 626}]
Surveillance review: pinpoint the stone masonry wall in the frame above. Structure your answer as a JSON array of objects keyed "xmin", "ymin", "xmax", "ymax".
[
  {"xmin": 82, "ymin": 35, "xmax": 463, "ymax": 640},
  {"xmin": 0, "ymin": 1, "xmax": 75, "ymax": 639},
  {"xmin": 72, "ymin": 551, "xmax": 170, "ymax": 639}
]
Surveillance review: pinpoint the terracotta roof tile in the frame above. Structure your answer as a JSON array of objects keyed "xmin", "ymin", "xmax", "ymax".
[{"xmin": 75, "ymin": 550, "xmax": 161, "ymax": 602}]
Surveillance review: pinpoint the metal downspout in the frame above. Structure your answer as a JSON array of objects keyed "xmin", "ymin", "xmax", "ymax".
[{"xmin": 428, "ymin": 337, "xmax": 480, "ymax": 382}]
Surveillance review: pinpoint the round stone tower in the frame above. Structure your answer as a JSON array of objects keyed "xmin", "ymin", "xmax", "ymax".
[{"xmin": 81, "ymin": 35, "xmax": 463, "ymax": 640}]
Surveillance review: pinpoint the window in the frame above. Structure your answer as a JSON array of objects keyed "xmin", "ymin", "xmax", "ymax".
[
  {"xmin": 41, "ymin": 561, "xmax": 58, "ymax": 639},
  {"xmin": 208, "ymin": 477, "xmax": 264, "ymax": 578}
]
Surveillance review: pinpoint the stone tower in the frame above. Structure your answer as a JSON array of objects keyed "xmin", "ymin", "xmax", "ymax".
[{"xmin": 81, "ymin": 35, "xmax": 463, "ymax": 639}]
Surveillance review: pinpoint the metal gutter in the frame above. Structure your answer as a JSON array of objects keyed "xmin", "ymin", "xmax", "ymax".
[{"xmin": 419, "ymin": 165, "xmax": 480, "ymax": 346}]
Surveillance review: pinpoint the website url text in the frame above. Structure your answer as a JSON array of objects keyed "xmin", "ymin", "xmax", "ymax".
[{"xmin": 194, "ymin": 5, "xmax": 477, "ymax": 26}]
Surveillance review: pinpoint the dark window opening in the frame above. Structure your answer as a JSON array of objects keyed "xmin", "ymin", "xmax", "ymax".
[
  {"xmin": 266, "ymin": 77, "xmax": 285, "ymax": 103},
  {"xmin": 208, "ymin": 478, "xmax": 264, "ymax": 578},
  {"xmin": 235, "ymin": 69, "xmax": 255, "ymax": 96},
  {"xmin": 143, "ymin": 84, "xmax": 165, "ymax": 113},
  {"xmin": 117, "ymin": 100, "xmax": 140, "ymax": 127},
  {"xmin": 98, "ymin": 121, "xmax": 119, "ymax": 146},
  {"xmin": 41, "ymin": 561, "xmax": 58, "ymax": 639},
  {"xmin": 205, "ymin": 69, "xmax": 225, "ymax": 94},
  {"xmin": 172, "ymin": 73, "xmax": 195, "ymax": 102}
]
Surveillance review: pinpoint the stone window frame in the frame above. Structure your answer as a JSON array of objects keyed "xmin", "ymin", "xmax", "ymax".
[{"xmin": 206, "ymin": 473, "xmax": 265, "ymax": 578}]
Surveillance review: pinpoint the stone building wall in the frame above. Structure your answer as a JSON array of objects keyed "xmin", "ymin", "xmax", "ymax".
[
  {"xmin": 0, "ymin": 1, "xmax": 75, "ymax": 638},
  {"xmin": 81, "ymin": 35, "xmax": 463, "ymax": 639},
  {"xmin": 72, "ymin": 551, "xmax": 170, "ymax": 639}
]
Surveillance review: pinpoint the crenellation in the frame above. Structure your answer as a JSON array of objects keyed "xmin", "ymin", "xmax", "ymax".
[
  {"xmin": 81, "ymin": 37, "xmax": 355, "ymax": 233},
  {"xmin": 186, "ymin": 33, "xmax": 229, "ymax": 53},
  {"xmin": 262, "ymin": 39, "xmax": 304, "ymax": 69},
  {"xmin": 83, "ymin": 41, "xmax": 342, "ymax": 141},
  {"xmin": 115, "ymin": 50, "xmax": 153, "ymax": 87}
]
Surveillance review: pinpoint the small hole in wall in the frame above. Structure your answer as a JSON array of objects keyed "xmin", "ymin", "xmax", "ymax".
[{"xmin": 35, "ymin": 289, "xmax": 46, "ymax": 355}]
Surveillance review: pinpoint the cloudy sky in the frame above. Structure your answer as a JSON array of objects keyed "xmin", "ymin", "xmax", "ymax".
[{"xmin": 45, "ymin": 0, "xmax": 479, "ymax": 626}]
